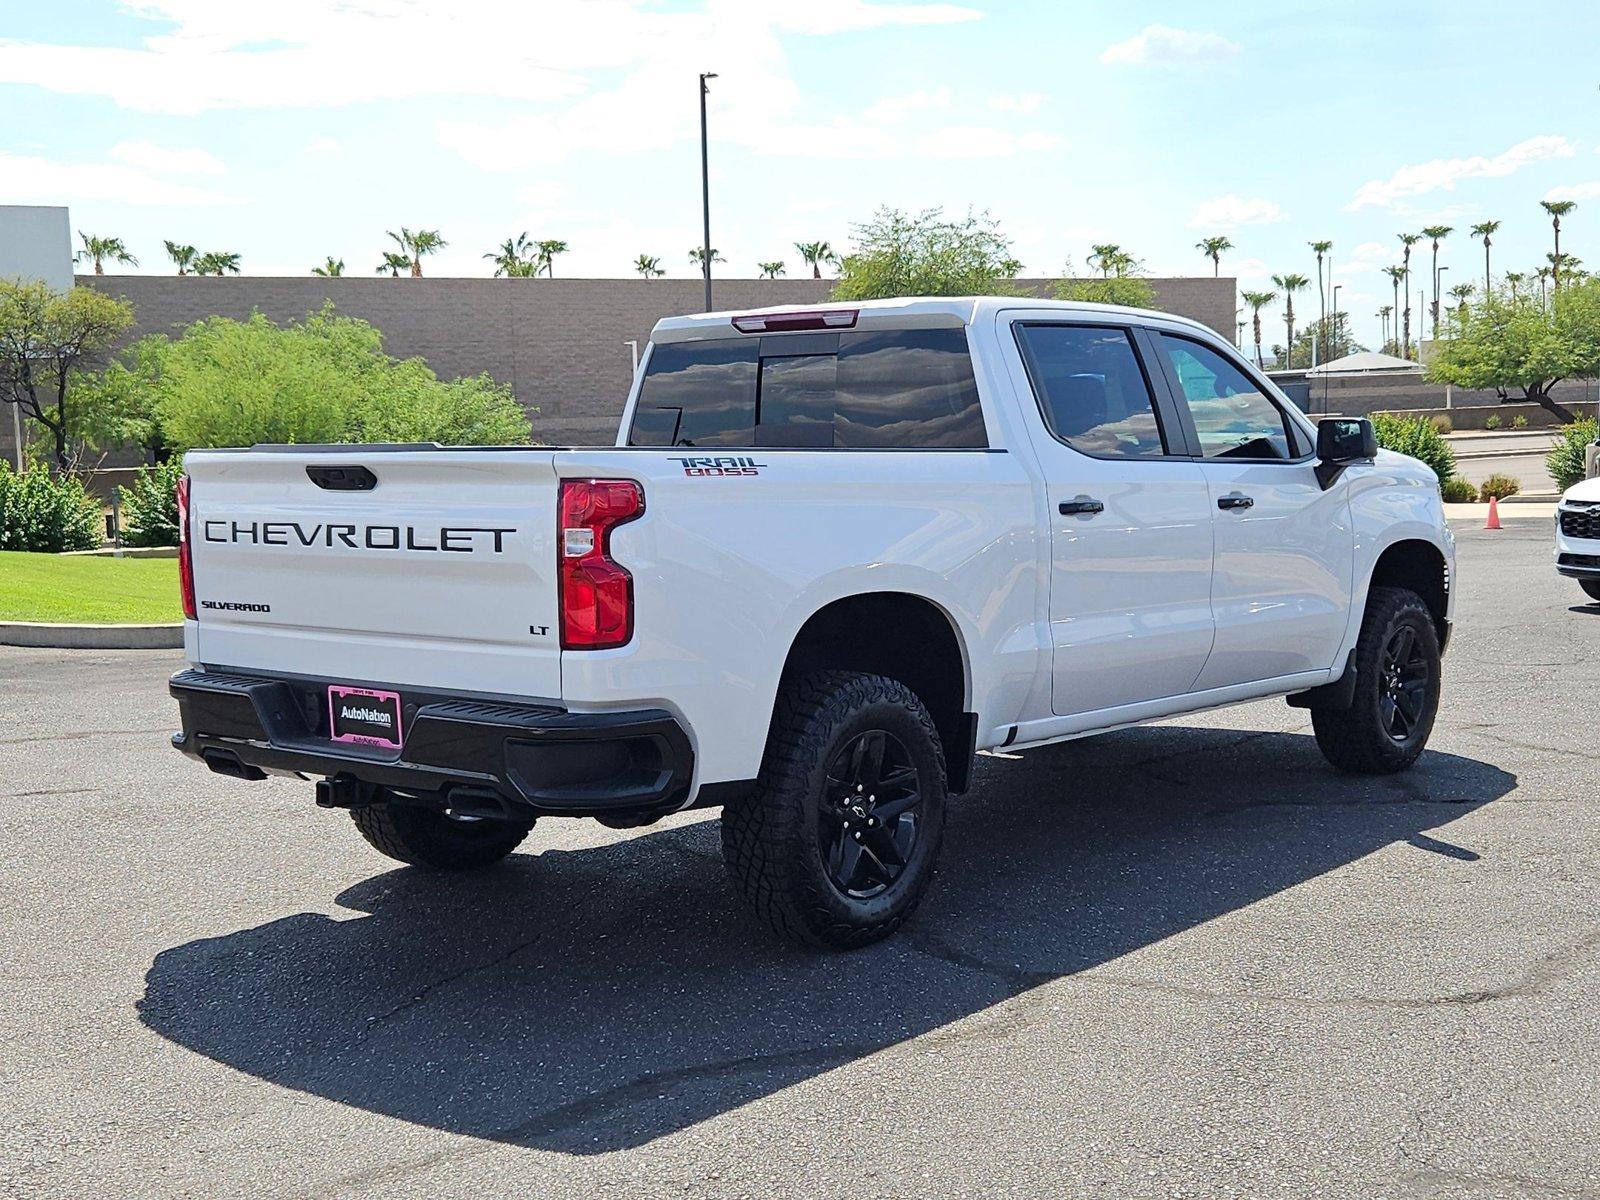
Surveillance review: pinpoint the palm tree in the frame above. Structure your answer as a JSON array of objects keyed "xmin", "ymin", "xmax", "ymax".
[
  {"xmin": 1550, "ymin": 251, "xmax": 1583, "ymax": 282},
  {"xmin": 376, "ymin": 251, "xmax": 411, "ymax": 277},
  {"xmin": 1540, "ymin": 199, "xmax": 1576, "ymax": 289},
  {"xmin": 1241, "ymin": 290, "xmax": 1276, "ymax": 368},
  {"xmin": 794, "ymin": 241, "xmax": 835, "ymax": 279},
  {"xmin": 407, "ymin": 229, "xmax": 446, "ymax": 277},
  {"xmin": 1308, "ymin": 240, "xmax": 1332, "ymax": 363},
  {"xmin": 758, "ymin": 261, "xmax": 786, "ymax": 279},
  {"xmin": 532, "ymin": 239, "xmax": 568, "ymax": 279},
  {"xmin": 311, "ymin": 257, "xmax": 345, "ymax": 277},
  {"xmin": 1088, "ymin": 243, "xmax": 1124, "ymax": 278},
  {"xmin": 634, "ymin": 254, "xmax": 664, "ymax": 279},
  {"xmin": 484, "ymin": 233, "xmax": 536, "ymax": 277},
  {"xmin": 1470, "ymin": 220, "xmax": 1500, "ymax": 294},
  {"xmin": 163, "ymin": 240, "xmax": 197, "ymax": 275},
  {"xmin": 1505, "ymin": 271, "xmax": 1525, "ymax": 300},
  {"xmin": 1271, "ymin": 273, "xmax": 1310, "ymax": 369},
  {"xmin": 1536, "ymin": 265, "xmax": 1552, "ymax": 306},
  {"xmin": 193, "ymin": 251, "xmax": 240, "ymax": 276},
  {"xmin": 1447, "ymin": 282, "xmax": 1475, "ymax": 325},
  {"xmin": 1397, "ymin": 232, "xmax": 1423, "ymax": 357},
  {"xmin": 1382, "ymin": 266, "xmax": 1406, "ymax": 356},
  {"xmin": 1420, "ymin": 225, "xmax": 1453, "ymax": 339},
  {"xmin": 74, "ymin": 232, "xmax": 137, "ymax": 275},
  {"xmin": 1377, "ymin": 305, "xmax": 1393, "ymax": 350},
  {"xmin": 1195, "ymin": 236, "xmax": 1234, "ymax": 277},
  {"xmin": 688, "ymin": 247, "xmax": 726, "ymax": 269}
]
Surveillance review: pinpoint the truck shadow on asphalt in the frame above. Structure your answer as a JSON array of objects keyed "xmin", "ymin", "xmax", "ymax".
[{"xmin": 138, "ymin": 724, "xmax": 1514, "ymax": 1157}]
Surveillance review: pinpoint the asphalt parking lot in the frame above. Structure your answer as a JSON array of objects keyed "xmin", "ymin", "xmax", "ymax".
[{"xmin": 4, "ymin": 515, "xmax": 1598, "ymax": 1199}]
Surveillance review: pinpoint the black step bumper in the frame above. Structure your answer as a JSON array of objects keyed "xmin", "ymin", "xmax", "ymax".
[{"xmin": 169, "ymin": 668, "xmax": 693, "ymax": 819}]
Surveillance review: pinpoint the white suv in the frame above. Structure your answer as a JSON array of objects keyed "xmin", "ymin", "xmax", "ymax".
[{"xmin": 1557, "ymin": 476, "xmax": 1600, "ymax": 602}]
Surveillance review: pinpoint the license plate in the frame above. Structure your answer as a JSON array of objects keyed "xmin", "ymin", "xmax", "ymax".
[{"xmin": 327, "ymin": 685, "xmax": 404, "ymax": 749}]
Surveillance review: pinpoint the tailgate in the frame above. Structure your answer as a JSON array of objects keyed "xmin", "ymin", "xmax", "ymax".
[{"xmin": 185, "ymin": 447, "xmax": 562, "ymax": 700}]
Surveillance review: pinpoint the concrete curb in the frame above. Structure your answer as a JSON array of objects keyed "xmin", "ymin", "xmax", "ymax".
[{"xmin": 0, "ymin": 622, "xmax": 183, "ymax": 649}]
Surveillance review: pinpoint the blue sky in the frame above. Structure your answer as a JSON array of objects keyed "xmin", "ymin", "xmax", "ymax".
[{"xmin": 2, "ymin": 0, "xmax": 1597, "ymax": 347}]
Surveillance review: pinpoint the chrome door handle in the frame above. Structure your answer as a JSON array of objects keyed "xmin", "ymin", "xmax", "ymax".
[
  {"xmin": 1059, "ymin": 498, "xmax": 1104, "ymax": 516},
  {"xmin": 1217, "ymin": 494, "xmax": 1254, "ymax": 511}
]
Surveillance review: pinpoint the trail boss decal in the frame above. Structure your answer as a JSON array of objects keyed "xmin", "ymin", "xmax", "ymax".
[
  {"xmin": 668, "ymin": 455, "xmax": 765, "ymax": 477},
  {"xmin": 203, "ymin": 520, "xmax": 514, "ymax": 553}
]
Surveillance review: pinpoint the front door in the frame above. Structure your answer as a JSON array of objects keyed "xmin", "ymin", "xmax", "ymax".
[
  {"xmin": 1005, "ymin": 318, "xmax": 1217, "ymax": 717},
  {"xmin": 1149, "ymin": 331, "xmax": 1355, "ymax": 690}
]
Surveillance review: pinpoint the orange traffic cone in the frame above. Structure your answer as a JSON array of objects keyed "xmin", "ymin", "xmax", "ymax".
[{"xmin": 1485, "ymin": 495, "xmax": 1502, "ymax": 530}]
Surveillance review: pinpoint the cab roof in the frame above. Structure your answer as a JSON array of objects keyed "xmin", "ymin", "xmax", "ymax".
[{"xmin": 649, "ymin": 295, "xmax": 1216, "ymax": 343}]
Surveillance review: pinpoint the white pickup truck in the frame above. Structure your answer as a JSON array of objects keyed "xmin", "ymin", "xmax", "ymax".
[{"xmin": 170, "ymin": 297, "xmax": 1455, "ymax": 948}]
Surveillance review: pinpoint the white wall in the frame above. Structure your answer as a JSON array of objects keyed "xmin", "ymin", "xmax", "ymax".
[{"xmin": 0, "ymin": 205, "xmax": 72, "ymax": 292}]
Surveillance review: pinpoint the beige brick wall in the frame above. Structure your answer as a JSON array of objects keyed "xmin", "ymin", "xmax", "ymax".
[{"xmin": 80, "ymin": 274, "xmax": 1236, "ymax": 446}]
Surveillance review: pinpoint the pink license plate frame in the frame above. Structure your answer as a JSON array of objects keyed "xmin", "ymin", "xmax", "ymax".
[{"xmin": 327, "ymin": 685, "xmax": 404, "ymax": 749}]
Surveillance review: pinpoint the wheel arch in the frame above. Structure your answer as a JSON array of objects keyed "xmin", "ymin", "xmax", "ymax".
[{"xmin": 1368, "ymin": 537, "xmax": 1450, "ymax": 646}]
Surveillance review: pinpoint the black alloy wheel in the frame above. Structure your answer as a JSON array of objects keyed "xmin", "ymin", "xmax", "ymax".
[
  {"xmin": 818, "ymin": 729, "xmax": 924, "ymax": 899},
  {"xmin": 1378, "ymin": 624, "xmax": 1432, "ymax": 743}
]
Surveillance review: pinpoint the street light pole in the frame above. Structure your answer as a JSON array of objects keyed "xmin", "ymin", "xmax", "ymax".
[
  {"xmin": 698, "ymin": 72, "xmax": 717, "ymax": 314},
  {"xmin": 1433, "ymin": 266, "xmax": 1449, "ymax": 342}
]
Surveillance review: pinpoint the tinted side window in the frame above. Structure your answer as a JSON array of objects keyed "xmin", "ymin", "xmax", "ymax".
[
  {"xmin": 628, "ymin": 340, "xmax": 757, "ymax": 447},
  {"xmin": 1159, "ymin": 335, "xmax": 1292, "ymax": 461},
  {"xmin": 627, "ymin": 329, "xmax": 986, "ymax": 449},
  {"xmin": 1014, "ymin": 324, "xmax": 1169, "ymax": 458},
  {"xmin": 833, "ymin": 329, "xmax": 986, "ymax": 448}
]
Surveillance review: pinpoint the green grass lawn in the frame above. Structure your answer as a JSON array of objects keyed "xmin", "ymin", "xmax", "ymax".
[{"xmin": 0, "ymin": 551, "xmax": 182, "ymax": 624}]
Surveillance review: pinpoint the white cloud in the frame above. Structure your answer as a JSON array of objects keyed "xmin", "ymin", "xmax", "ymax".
[
  {"xmin": 987, "ymin": 93, "xmax": 1045, "ymax": 114},
  {"xmin": 305, "ymin": 137, "xmax": 343, "ymax": 155},
  {"xmin": 1545, "ymin": 181, "xmax": 1600, "ymax": 202},
  {"xmin": 1099, "ymin": 25, "xmax": 1239, "ymax": 67},
  {"xmin": 1188, "ymin": 194, "xmax": 1286, "ymax": 229},
  {"xmin": 862, "ymin": 86, "xmax": 952, "ymax": 124},
  {"xmin": 1347, "ymin": 135, "xmax": 1577, "ymax": 210},
  {"xmin": 108, "ymin": 139, "xmax": 226, "ymax": 176},
  {"xmin": 0, "ymin": 149, "xmax": 237, "ymax": 206},
  {"xmin": 0, "ymin": 0, "xmax": 976, "ymax": 115}
]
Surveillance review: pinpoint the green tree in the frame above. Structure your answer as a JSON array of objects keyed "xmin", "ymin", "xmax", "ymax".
[
  {"xmin": 75, "ymin": 232, "xmax": 137, "ymax": 275},
  {"xmin": 1426, "ymin": 277, "xmax": 1600, "ymax": 420},
  {"xmin": 1289, "ymin": 313, "xmax": 1364, "ymax": 366},
  {"xmin": 634, "ymin": 254, "xmax": 665, "ymax": 279},
  {"xmin": 1271, "ymin": 273, "xmax": 1310, "ymax": 368},
  {"xmin": 1377, "ymin": 305, "xmax": 1393, "ymax": 351},
  {"xmin": 376, "ymin": 251, "xmax": 411, "ymax": 277},
  {"xmin": 1370, "ymin": 412, "xmax": 1457, "ymax": 482},
  {"xmin": 0, "ymin": 463, "xmax": 102, "ymax": 551},
  {"xmin": 535, "ymin": 239, "xmax": 568, "ymax": 278},
  {"xmin": 1241, "ymin": 289, "xmax": 1276, "ymax": 368},
  {"xmin": 193, "ymin": 251, "xmax": 240, "ymax": 276},
  {"xmin": 1055, "ymin": 255, "xmax": 1155, "ymax": 308},
  {"xmin": 1308, "ymin": 239, "xmax": 1332, "ymax": 361},
  {"xmin": 1088, "ymin": 243, "xmax": 1126, "ymax": 278},
  {"xmin": 1382, "ymin": 265, "xmax": 1407, "ymax": 356},
  {"xmin": 485, "ymin": 234, "xmax": 539, "ymax": 277},
  {"xmin": 164, "ymin": 241, "xmax": 197, "ymax": 275},
  {"xmin": 0, "ymin": 280, "xmax": 135, "ymax": 470},
  {"xmin": 1196, "ymin": 236, "xmax": 1233, "ymax": 277},
  {"xmin": 1448, "ymin": 281, "xmax": 1475, "ymax": 321},
  {"xmin": 1547, "ymin": 418, "xmax": 1598, "ymax": 491},
  {"xmin": 121, "ymin": 459, "xmax": 184, "ymax": 547},
  {"xmin": 386, "ymin": 228, "xmax": 446, "ymax": 277},
  {"xmin": 1397, "ymin": 232, "xmax": 1423, "ymax": 356},
  {"xmin": 1470, "ymin": 220, "xmax": 1500, "ymax": 294},
  {"xmin": 1421, "ymin": 224, "xmax": 1453, "ymax": 339},
  {"xmin": 134, "ymin": 305, "xmax": 532, "ymax": 451},
  {"xmin": 794, "ymin": 241, "xmax": 836, "ymax": 278},
  {"xmin": 758, "ymin": 261, "xmax": 786, "ymax": 279},
  {"xmin": 831, "ymin": 208, "xmax": 1025, "ymax": 301},
  {"xmin": 311, "ymin": 257, "xmax": 345, "ymax": 277},
  {"xmin": 687, "ymin": 247, "xmax": 726, "ymax": 269},
  {"xmin": 1540, "ymin": 199, "xmax": 1577, "ymax": 289}
]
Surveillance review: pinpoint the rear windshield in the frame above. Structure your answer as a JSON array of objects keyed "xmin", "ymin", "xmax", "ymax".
[{"xmin": 627, "ymin": 328, "xmax": 987, "ymax": 449}]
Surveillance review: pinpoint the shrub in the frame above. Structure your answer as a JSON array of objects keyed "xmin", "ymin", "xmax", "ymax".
[
  {"xmin": 1370, "ymin": 411, "xmax": 1457, "ymax": 482},
  {"xmin": 1428, "ymin": 414, "xmax": 1453, "ymax": 434},
  {"xmin": 0, "ymin": 463, "xmax": 102, "ymax": 552},
  {"xmin": 1512, "ymin": 414, "xmax": 1529, "ymax": 429},
  {"xmin": 1440, "ymin": 477, "xmax": 1478, "ymax": 503},
  {"xmin": 1478, "ymin": 473, "xmax": 1521, "ymax": 501},
  {"xmin": 1483, "ymin": 413, "xmax": 1502, "ymax": 430},
  {"xmin": 1547, "ymin": 417, "xmax": 1599, "ymax": 492},
  {"xmin": 120, "ymin": 460, "xmax": 183, "ymax": 547}
]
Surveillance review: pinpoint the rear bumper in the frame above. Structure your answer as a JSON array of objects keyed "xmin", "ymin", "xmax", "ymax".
[{"xmin": 169, "ymin": 668, "xmax": 693, "ymax": 820}]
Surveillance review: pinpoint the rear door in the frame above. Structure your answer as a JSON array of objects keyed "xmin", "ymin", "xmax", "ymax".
[
  {"xmin": 1000, "ymin": 314, "xmax": 1217, "ymax": 717},
  {"xmin": 185, "ymin": 447, "xmax": 564, "ymax": 700},
  {"xmin": 1147, "ymin": 331, "xmax": 1354, "ymax": 689}
]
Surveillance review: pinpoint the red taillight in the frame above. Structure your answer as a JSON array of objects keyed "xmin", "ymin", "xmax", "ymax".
[
  {"xmin": 558, "ymin": 479, "xmax": 644, "ymax": 650},
  {"xmin": 731, "ymin": 309, "xmax": 857, "ymax": 333},
  {"xmin": 177, "ymin": 473, "xmax": 196, "ymax": 620}
]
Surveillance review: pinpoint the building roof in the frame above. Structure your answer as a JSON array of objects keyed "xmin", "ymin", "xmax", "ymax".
[{"xmin": 1306, "ymin": 350, "xmax": 1422, "ymax": 376}]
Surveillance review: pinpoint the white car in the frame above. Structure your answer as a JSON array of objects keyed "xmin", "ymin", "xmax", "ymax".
[
  {"xmin": 169, "ymin": 297, "xmax": 1456, "ymax": 947},
  {"xmin": 1556, "ymin": 476, "xmax": 1600, "ymax": 602}
]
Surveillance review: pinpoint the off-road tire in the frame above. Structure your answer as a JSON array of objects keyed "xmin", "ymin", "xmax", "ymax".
[
  {"xmin": 350, "ymin": 801, "xmax": 533, "ymax": 870},
  {"xmin": 721, "ymin": 670, "xmax": 948, "ymax": 949},
  {"xmin": 1580, "ymin": 579, "xmax": 1600, "ymax": 603},
  {"xmin": 1312, "ymin": 586, "xmax": 1442, "ymax": 774}
]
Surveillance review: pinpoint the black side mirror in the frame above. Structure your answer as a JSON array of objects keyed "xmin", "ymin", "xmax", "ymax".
[{"xmin": 1315, "ymin": 417, "xmax": 1377, "ymax": 488}]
